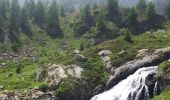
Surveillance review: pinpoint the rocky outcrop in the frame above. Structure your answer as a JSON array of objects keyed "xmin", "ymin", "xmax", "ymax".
[
  {"xmin": 107, "ymin": 47, "xmax": 170, "ymax": 90},
  {"xmin": 98, "ymin": 50, "xmax": 113, "ymax": 72},
  {"xmin": 36, "ymin": 64, "xmax": 84, "ymax": 86}
]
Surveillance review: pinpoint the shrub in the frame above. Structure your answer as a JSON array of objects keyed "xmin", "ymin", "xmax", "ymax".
[
  {"xmin": 157, "ymin": 61, "xmax": 170, "ymax": 77},
  {"xmin": 38, "ymin": 83, "xmax": 49, "ymax": 92}
]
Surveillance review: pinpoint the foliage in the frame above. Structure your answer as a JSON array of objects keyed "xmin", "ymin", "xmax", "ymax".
[
  {"xmin": 38, "ymin": 83, "xmax": 49, "ymax": 92},
  {"xmin": 157, "ymin": 61, "xmax": 170, "ymax": 77}
]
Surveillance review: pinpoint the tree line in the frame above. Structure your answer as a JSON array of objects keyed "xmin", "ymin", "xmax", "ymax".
[
  {"xmin": 0, "ymin": 0, "xmax": 64, "ymax": 43},
  {"xmin": 74, "ymin": 0, "xmax": 170, "ymax": 38}
]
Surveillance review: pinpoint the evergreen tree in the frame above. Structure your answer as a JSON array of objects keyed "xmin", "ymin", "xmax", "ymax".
[
  {"xmin": 34, "ymin": 0, "xmax": 46, "ymax": 27},
  {"xmin": 60, "ymin": 5, "xmax": 65, "ymax": 17},
  {"xmin": 165, "ymin": 1, "xmax": 170, "ymax": 19},
  {"xmin": 0, "ymin": 0, "xmax": 10, "ymax": 19},
  {"xmin": 106, "ymin": 0, "xmax": 119, "ymax": 22},
  {"xmin": 146, "ymin": 2, "xmax": 156, "ymax": 22},
  {"xmin": 96, "ymin": 11, "xmax": 105, "ymax": 35},
  {"xmin": 124, "ymin": 8, "xmax": 138, "ymax": 32},
  {"xmin": 20, "ymin": 7, "xmax": 32, "ymax": 35},
  {"xmin": 25, "ymin": 0, "xmax": 35, "ymax": 18},
  {"xmin": 47, "ymin": 0, "xmax": 62, "ymax": 37},
  {"xmin": 82, "ymin": 4, "xmax": 94, "ymax": 28},
  {"xmin": 136, "ymin": 0, "xmax": 147, "ymax": 21},
  {"xmin": 9, "ymin": 0, "xmax": 20, "ymax": 33}
]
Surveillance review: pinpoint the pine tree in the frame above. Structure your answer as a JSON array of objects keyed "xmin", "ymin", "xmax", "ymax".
[
  {"xmin": 146, "ymin": 2, "xmax": 156, "ymax": 22},
  {"xmin": 47, "ymin": 0, "xmax": 63, "ymax": 37},
  {"xmin": 0, "ymin": 0, "xmax": 9, "ymax": 19},
  {"xmin": 136, "ymin": 0, "xmax": 147, "ymax": 21},
  {"xmin": 10, "ymin": 0, "xmax": 20, "ymax": 33},
  {"xmin": 60, "ymin": 5, "xmax": 65, "ymax": 17},
  {"xmin": 34, "ymin": 0, "xmax": 46, "ymax": 27},
  {"xmin": 25, "ymin": 0, "xmax": 35, "ymax": 18},
  {"xmin": 165, "ymin": 1, "xmax": 170, "ymax": 19},
  {"xmin": 20, "ymin": 7, "xmax": 32, "ymax": 35},
  {"xmin": 106, "ymin": 0, "xmax": 119, "ymax": 22},
  {"xmin": 96, "ymin": 11, "xmax": 105, "ymax": 35},
  {"xmin": 81, "ymin": 4, "xmax": 94, "ymax": 28},
  {"xmin": 124, "ymin": 8, "xmax": 138, "ymax": 32}
]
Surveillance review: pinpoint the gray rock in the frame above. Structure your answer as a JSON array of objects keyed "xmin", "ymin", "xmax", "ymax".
[
  {"xmin": 74, "ymin": 54, "xmax": 87, "ymax": 62},
  {"xmin": 1, "ymin": 63, "xmax": 6, "ymax": 66},
  {"xmin": 73, "ymin": 50, "xmax": 80, "ymax": 54},
  {"xmin": 106, "ymin": 47, "xmax": 170, "ymax": 90},
  {"xmin": 98, "ymin": 50, "xmax": 112, "ymax": 56}
]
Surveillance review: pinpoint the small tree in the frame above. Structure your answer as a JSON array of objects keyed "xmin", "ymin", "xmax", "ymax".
[
  {"xmin": 16, "ymin": 62, "xmax": 22, "ymax": 74},
  {"xmin": 80, "ymin": 43, "xmax": 84, "ymax": 51}
]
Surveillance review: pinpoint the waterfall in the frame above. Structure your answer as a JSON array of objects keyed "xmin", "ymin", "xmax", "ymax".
[{"xmin": 91, "ymin": 66, "xmax": 157, "ymax": 100}]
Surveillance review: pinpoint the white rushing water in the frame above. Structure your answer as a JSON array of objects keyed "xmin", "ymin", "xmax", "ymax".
[{"xmin": 91, "ymin": 66, "xmax": 157, "ymax": 100}]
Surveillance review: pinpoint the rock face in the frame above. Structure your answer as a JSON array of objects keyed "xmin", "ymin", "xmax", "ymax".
[
  {"xmin": 107, "ymin": 47, "xmax": 170, "ymax": 90},
  {"xmin": 36, "ymin": 64, "xmax": 84, "ymax": 85}
]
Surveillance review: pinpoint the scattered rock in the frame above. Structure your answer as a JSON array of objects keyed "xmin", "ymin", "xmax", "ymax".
[
  {"xmin": 118, "ymin": 50, "xmax": 126, "ymax": 55},
  {"xmin": 73, "ymin": 50, "xmax": 80, "ymax": 54},
  {"xmin": 74, "ymin": 54, "xmax": 87, "ymax": 62},
  {"xmin": 156, "ymin": 29, "xmax": 166, "ymax": 34},
  {"xmin": 98, "ymin": 50, "xmax": 112, "ymax": 56},
  {"xmin": 1, "ymin": 63, "xmax": 6, "ymax": 66}
]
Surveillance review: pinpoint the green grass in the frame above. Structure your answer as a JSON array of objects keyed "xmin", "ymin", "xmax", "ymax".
[{"xmin": 153, "ymin": 85, "xmax": 170, "ymax": 100}]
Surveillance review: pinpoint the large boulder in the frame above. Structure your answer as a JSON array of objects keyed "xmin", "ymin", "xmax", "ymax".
[
  {"xmin": 106, "ymin": 47, "xmax": 170, "ymax": 90},
  {"xmin": 36, "ymin": 64, "xmax": 84, "ymax": 86}
]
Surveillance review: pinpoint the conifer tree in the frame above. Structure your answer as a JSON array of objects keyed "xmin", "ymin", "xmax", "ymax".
[
  {"xmin": 165, "ymin": 1, "xmax": 170, "ymax": 19},
  {"xmin": 136, "ymin": 0, "xmax": 147, "ymax": 21},
  {"xmin": 34, "ymin": 0, "xmax": 46, "ymax": 27},
  {"xmin": 20, "ymin": 7, "xmax": 32, "ymax": 35},
  {"xmin": 47, "ymin": 0, "xmax": 62, "ymax": 37},
  {"xmin": 106, "ymin": 0, "xmax": 119, "ymax": 22},
  {"xmin": 10, "ymin": 0, "xmax": 20, "ymax": 33},
  {"xmin": 25, "ymin": 0, "xmax": 35, "ymax": 18}
]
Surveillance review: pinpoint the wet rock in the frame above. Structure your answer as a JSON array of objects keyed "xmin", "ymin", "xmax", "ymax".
[
  {"xmin": 107, "ymin": 47, "xmax": 170, "ymax": 90},
  {"xmin": 145, "ymin": 73, "xmax": 157, "ymax": 98}
]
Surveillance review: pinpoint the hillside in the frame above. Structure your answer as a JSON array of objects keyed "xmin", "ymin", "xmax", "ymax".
[{"xmin": 1, "ymin": 0, "xmax": 170, "ymax": 100}]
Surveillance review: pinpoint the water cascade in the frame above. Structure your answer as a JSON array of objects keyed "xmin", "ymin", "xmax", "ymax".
[{"xmin": 91, "ymin": 66, "xmax": 158, "ymax": 100}]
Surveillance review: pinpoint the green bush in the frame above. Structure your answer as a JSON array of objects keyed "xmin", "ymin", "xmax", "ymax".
[
  {"xmin": 38, "ymin": 83, "xmax": 49, "ymax": 92},
  {"xmin": 157, "ymin": 61, "xmax": 170, "ymax": 77}
]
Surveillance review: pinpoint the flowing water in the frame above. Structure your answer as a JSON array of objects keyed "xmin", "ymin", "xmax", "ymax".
[{"xmin": 91, "ymin": 66, "xmax": 157, "ymax": 100}]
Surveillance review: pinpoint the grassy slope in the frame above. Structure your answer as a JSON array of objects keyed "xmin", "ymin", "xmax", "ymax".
[
  {"xmin": 1, "ymin": 15, "xmax": 170, "ymax": 97},
  {"xmin": 0, "ymin": 16, "xmax": 87, "ymax": 91}
]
